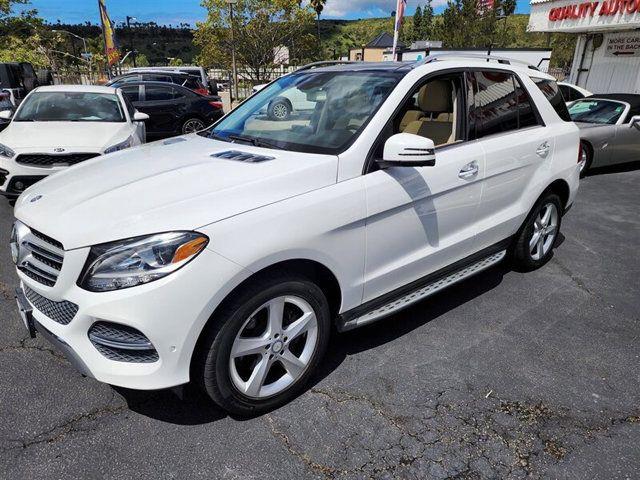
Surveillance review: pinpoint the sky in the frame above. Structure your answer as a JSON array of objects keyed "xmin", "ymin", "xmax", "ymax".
[{"xmin": 25, "ymin": 0, "xmax": 533, "ymax": 26}]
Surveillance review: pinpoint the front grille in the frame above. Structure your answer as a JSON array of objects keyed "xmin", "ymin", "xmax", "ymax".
[
  {"xmin": 16, "ymin": 224, "xmax": 65, "ymax": 287},
  {"xmin": 88, "ymin": 322, "xmax": 159, "ymax": 363},
  {"xmin": 23, "ymin": 286, "xmax": 78, "ymax": 325},
  {"xmin": 16, "ymin": 153, "xmax": 100, "ymax": 167}
]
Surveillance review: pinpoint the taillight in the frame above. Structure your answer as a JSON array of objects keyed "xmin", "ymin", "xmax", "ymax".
[
  {"xmin": 209, "ymin": 101, "xmax": 223, "ymax": 109},
  {"xmin": 195, "ymin": 88, "xmax": 209, "ymax": 96}
]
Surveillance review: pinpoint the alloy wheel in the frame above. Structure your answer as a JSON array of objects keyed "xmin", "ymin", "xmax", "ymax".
[
  {"xmin": 578, "ymin": 147, "xmax": 588, "ymax": 173},
  {"xmin": 183, "ymin": 119, "xmax": 205, "ymax": 134},
  {"xmin": 229, "ymin": 295, "xmax": 318, "ymax": 399},
  {"xmin": 530, "ymin": 203, "xmax": 559, "ymax": 261},
  {"xmin": 272, "ymin": 103, "xmax": 289, "ymax": 120}
]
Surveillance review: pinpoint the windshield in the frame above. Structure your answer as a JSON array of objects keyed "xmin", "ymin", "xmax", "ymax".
[
  {"xmin": 209, "ymin": 70, "xmax": 401, "ymax": 155},
  {"xmin": 14, "ymin": 91, "xmax": 125, "ymax": 122},
  {"xmin": 568, "ymin": 99, "xmax": 627, "ymax": 124}
]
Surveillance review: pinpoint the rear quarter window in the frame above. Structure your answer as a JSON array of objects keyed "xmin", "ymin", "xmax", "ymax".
[{"xmin": 532, "ymin": 78, "xmax": 572, "ymax": 122}]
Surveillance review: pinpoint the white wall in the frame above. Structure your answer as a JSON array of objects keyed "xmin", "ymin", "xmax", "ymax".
[{"xmin": 569, "ymin": 31, "xmax": 640, "ymax": 93}]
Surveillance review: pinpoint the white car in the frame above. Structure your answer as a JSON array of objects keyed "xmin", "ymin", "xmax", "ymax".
[
  {"xmin": 0, "ymin": 85, "xmax": 148, "ymax": 199},
  {"xmin": 12, "ymin": 58, "xmax": 580, "ymax": 416},
  {"xmin": 253, "ymin": 82, "xmax": 317, "ymax": 120},
  {"xmin": 558, "ymin": 81, "xmax": 592, "ymax": 105}
]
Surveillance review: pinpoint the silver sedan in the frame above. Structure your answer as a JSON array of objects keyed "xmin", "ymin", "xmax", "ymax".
[{"xmin": 569, "ymin": 94, "xmax": 640, "ymax": 177}]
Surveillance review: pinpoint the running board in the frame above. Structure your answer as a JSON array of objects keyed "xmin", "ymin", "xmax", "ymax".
[{"xmin": 339, "ymin": 250, "xmax": 507, "ymax": 331}]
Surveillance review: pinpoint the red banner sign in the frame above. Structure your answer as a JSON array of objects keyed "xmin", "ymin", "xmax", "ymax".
[{"xmin": 549, "ymin": 0, "xmax": 640, "ymax": 21}]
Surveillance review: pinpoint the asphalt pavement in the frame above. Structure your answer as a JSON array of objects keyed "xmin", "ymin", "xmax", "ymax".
[{"xmin": 1, "ymin": 165, "xmax": 639, "ymax": 479}]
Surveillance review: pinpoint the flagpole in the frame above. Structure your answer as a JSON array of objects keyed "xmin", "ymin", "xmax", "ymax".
[{"xmin": 392, "ymin": 3, "xmax": 400, "ymax": 61}]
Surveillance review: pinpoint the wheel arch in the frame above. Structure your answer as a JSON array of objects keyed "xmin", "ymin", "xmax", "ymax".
[
  {"xmin": 189, "ymin": 257, "xmax": 342, "ymax": 371},
  {"xmin": 546, "ymin": 178, "xmax": 571, "ymax": 210}
]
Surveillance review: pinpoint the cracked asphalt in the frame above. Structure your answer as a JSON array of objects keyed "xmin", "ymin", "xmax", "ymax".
[{"xmin": 1, "ymin": 165, "xmax": 639, "ymax": 479}]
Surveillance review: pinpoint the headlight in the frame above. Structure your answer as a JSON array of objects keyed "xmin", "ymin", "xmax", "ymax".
[
  {"xmin": 78, "ymin": 232, "xmax": 209, "ymax": 292},
  {"xmin": 104, "ymin": 136, "xmax": 133, "ymax": 154},
  {"xmin": 0, "ymin": 143, "xmax": 15, "ymax": 158}
]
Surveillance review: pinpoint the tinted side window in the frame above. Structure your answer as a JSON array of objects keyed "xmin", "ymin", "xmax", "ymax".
[
  {"xmin": 122, "ymin": 94, "xmax": 136, "ymax": 118},
  {"xmin": 145, "ymin": 85, "xmax": 173, "ymax": 101},
  {"xmin": 533, "ymin": 78, "xmax": 571, "ymax": 122},
  {"xmin": 474, "ymin": 71, "xmax": 519, "ymax": 138},
  {"xmin": 121, "ymin": 85, "xmax": 140, "ymax": 102},
  {"xmin": 514, "ymin": 77, "xmax": 539, "ymax": 129}
]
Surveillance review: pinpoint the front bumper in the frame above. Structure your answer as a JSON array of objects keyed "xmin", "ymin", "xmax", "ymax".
[{"xmin": 15, "ymin": 246, "xmax": 250, "ymax": 390}]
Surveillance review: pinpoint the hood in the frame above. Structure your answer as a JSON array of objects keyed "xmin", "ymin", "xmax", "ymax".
[
  {"xmin": 0, "ymin": 121, "xmax": 131, "ymax": 150},
  {"xmin": 14, "ymin": 135, "xmax": 338, "ymax": 250}
]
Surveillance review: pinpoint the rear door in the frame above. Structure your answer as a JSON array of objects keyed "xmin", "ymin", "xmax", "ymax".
[
  {"xmin": 471, "ymin": 70, "xmax": 554, "ymax": 250},
  {"xmin": 138, "ymin": 84, "xmax": 179, "ymax": 137}
]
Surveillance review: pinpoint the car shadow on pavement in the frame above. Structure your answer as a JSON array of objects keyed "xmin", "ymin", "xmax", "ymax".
[
  {"xmin": 114, "ymin": 262, "xmax": 510, "ymax": 425},
  {"xmin": 587, "ymin": 160, "xmax": 640, "ymax": 177}
]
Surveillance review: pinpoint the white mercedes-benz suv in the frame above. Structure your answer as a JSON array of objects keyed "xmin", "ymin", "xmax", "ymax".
[{"xmin": 12, "ymin": 57, "xmax": 580, "ymax": 415}]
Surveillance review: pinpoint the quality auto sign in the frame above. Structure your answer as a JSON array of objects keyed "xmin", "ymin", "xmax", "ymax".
[{"xmin": 549, "ymin": 0, "xmax": 640, "ymax": 21}]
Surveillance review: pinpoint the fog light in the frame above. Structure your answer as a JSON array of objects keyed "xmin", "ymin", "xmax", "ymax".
[{"xmin": 14, "ymin": 181, "xmax": 24, "ymax": 191}]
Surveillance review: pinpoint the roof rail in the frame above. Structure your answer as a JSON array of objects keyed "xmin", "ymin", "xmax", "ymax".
[
  {"xmin": 295, "ymin": 60, "xmax": 358, "ymax": 72},
  {"xmin": 413, "ymin": 53, "xmax": 540, "ymax": 71}
]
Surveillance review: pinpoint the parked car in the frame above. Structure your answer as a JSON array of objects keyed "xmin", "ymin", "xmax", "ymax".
[
  {"xmin": 558, "ymin": 82, "xmax": 591, "ymax": 105},
  {"xmin": 106, "ymin": 71, "xmax": 210, "ymax": 96},
  {"xmin": 0, "ymin": 90, "xmax": 14, "ymax": 133},
  {"xmin": 252, "ymin": 82, "xmax": 318, "ymax": 120},
  {"xmin": 128, "ymin": 66, "xmax": 216, "ymax": 95},
  {"xmin": 119, "ymin": 81, "xmax": 224, "ymax": 139},
  {"xmin": 11, "ymin": 58, "xmax": 580, "ymax": 416},
  {"xmin": 0, "ymin": 85, "xmax": 147, "ymax": 198},
  {"xmin": 568, "ymin": 94, "xmax": 640, "ymax": 176},
  {"xmin": 0, "ymin": 62, "xmax": 39, "ymax": 106}
]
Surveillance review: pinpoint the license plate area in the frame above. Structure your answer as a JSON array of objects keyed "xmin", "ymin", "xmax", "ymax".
[{"xmin": 15, "ymin": 287, "xmax": 36, "ymax": 338}]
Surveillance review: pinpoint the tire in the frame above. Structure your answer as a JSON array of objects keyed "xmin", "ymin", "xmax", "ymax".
[
  {"xmin": 511, "ymin": 191, "xmax": 563, "ymax": 272},
  {"xmin": 267, "ymin": 99, "xmax": 291, "ymax": 121},
  {"xmin": 579, "ymin": 141, "xmax": 592, "ymax": 178},
  {"xmin": 181, "ymin": 117, "xmax": 206, "ymax": 134},
  {"xmin": 194, "ymin": 272, "xmax": 331, "ymax": 416}
]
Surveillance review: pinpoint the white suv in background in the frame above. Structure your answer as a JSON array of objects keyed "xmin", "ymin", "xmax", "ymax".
[
  {"xmin": 0, "ymin": 85, "xmax": 147, "ymax": 199},
  {"xmin": 12, "ymin": 58, "xmax": 580, "ymax": 416}
]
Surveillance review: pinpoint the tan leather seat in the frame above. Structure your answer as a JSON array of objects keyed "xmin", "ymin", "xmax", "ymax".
[{"xmin": 403, "ymin": 80, "xmax": 454, "ymax": 145}]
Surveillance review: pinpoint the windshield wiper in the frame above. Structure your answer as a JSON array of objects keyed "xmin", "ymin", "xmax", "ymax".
[
  {"xmin": 228, "ymin": 134, "xmax": 284, "ymax": 150},
  {"xmin": 208, "ymin": 132, "xmax": 231, "ymax": 142}
]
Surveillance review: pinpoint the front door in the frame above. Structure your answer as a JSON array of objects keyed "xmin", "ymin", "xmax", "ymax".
[{"xmin": 362, "ymin": 72, "xmax": 486, "ymax": 302}]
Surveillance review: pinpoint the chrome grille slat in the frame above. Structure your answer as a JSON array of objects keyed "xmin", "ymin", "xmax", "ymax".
[{"xmin": 15, "ymin": 223, "xmax": 65, "ymax": 287}]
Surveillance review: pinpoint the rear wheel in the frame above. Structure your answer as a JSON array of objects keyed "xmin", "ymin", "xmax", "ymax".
[
  {"xmin": 267, "ymin": 99, "xmax": 291, "ymax": 121},
  {"xmin": 182, "ymin": 117, "xmax": 206, "ymax": 134},
  {"xmin": 194, "ymin": 273, "xmax": 330, "ymax": 416},
  {"xmin": 511, "ymin": 192, "xmax": 562, "ymax": 271}
]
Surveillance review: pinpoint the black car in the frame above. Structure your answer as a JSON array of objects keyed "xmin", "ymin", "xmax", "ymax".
[
  {"xmin": 0, "ymin": 89, "xmax": 14, "ymax": 132},
  {"xmin": 107, "ymin": 71, "xmax": 210, "ymax": 96},
  {"xmin": 0, "ymin": 62, "xmax": 39, "ymax": 106},
  {"xmin": 119, "ymin": 81, "xmax": 224, "ymax": 139}
]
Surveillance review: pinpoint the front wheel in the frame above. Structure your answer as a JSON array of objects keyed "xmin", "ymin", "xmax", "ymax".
[
  {"xmin": 194, "ymin": 273, "xmax": 331, "ymax": 416},
  {"xmin": 511, "ymin": 192, "xmax": 562, "ymax": 272},
  {"xmin": 267, "ymin": 99, "xmax": 291, "ymax": 121}
]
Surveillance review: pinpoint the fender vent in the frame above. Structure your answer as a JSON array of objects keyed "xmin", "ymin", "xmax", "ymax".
[{"xmin": 211, "ymin": 150, "xmax": 275, "ymax": 163}]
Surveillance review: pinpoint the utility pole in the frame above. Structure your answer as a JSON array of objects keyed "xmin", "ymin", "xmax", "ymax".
[
  {"xmin": 226, "ymin": 0, "xmax": 239, "ymax": 104},
  {"xmin": 126, "ymin": 16, "xmax": 137, "ymax": 67}
]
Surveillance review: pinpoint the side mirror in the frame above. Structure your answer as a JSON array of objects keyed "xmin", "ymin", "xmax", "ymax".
[
  {"xmin": 0, "ymin": 110, "xmax": 13, "ymax": 120},
  {"xmin": 378, "ymin": 133, "xmax": 436, "ymax": 168},
  {"xmin": 133, "ymin": 111, "xmax": 149, "ymax": 122},
  {"xmin": 629, "ymin": 115, "xmax": 640, "ymax": 129}
]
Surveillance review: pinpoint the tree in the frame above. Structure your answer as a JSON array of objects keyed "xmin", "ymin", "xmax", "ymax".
[
  {"xmin": 421, "ymin": 0, "xmax": 434, "ymax": 40},
  {"xmin": 309, "ymin": 0, "xmax": 325, "ymax": 46},
  {"xmin": 412, "ymin": 5, "xmax": 422, "ymax": 42},
  {"xmin": 195, "ymin": 0, "xmax": 316, "ymax": 81},
  {"xmin": 168, "ymin": 57, "xmax": 183, "ymax": 66},
  {"xmin": 438, "ymin": 0, "xmax": 501, "ymax": 48}
]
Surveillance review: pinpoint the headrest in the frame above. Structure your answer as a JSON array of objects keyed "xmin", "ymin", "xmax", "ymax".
[{"xmin": 417, "ymin": 80, "xmax": 452, "ymax": 113}]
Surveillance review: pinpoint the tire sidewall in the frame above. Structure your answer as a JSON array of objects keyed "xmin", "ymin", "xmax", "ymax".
[
  {"xmin": 182, "ymin": 117, "xmax": 205, "ymax": 134},
  {"xmin": 202, "ymin": 278, "xmax": 330, "ymax": 416},
  {"xmin": 580, "ymin": 141, "xmax": 592, "ymax": 178}
]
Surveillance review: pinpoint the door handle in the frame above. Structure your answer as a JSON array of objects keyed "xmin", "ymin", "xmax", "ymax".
[
  {"xmin": 536, "ymin": 141, "xmax": 551, "ymax": 158},
  {"xmin": 459, "ymin": 161, "xmax": 479, "ymax": 179}
]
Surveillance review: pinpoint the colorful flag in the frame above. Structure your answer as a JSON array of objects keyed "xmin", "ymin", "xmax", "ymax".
[
  {"xmin": 98, "ymin": 0, "xmax": 120, "ymax": 66},
  {"xmin": 392, "ymin": 0, "xmax": 407, "ymax": 61}
]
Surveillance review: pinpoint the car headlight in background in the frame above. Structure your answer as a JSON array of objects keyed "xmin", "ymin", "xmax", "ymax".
[
  {"xmin": 78, "ymin": 232, "xmax": 209, "ymax": 292},
  {"xmin": 104, "ymin": 136, "xmax": 133, "ymax": 154},
  {"xmin": 0, "ymin": 143, "xmax": 15, "ymax": 158}
]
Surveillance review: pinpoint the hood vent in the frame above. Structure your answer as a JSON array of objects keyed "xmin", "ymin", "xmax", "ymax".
[
  {"xmin": 211, "ymin": 150, "xmax": 275, "ymax": 163},
  {"xmin": 163, "ymin": 137, "xmax": 187, "ymax": 145}
]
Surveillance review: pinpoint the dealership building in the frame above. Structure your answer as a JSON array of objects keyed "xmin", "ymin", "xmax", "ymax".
[{"xmin": 528, "ymin": 0, "xmax": 640, "ymax": 93}]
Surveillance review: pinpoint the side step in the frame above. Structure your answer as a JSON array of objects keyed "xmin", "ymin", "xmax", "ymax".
[{"xmin": 340, "ymin": 250, "xmax": 506, "ymax": 331}]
